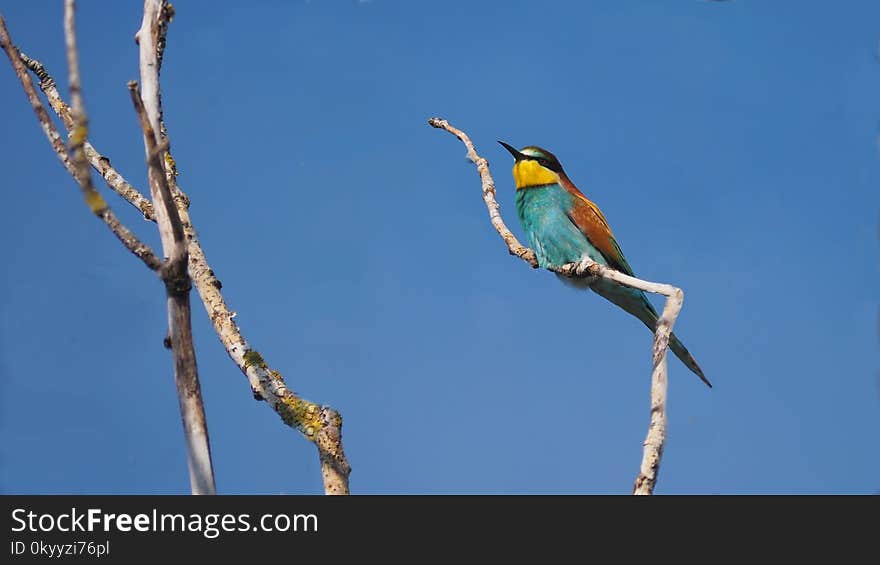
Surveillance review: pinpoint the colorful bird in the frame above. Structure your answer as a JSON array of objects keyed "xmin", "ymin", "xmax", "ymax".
[{"xmin": 498, "ymin": 141, "xmax": 711, "ymax": 387}]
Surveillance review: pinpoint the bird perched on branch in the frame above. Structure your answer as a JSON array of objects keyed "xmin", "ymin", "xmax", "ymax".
[{"xmin": 498, "ymin": 141, "xmax": 711, "ymax": 388}]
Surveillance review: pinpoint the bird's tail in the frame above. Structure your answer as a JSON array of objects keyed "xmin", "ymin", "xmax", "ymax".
[
  {"xmin": 589, "ymin": 278, "xmax": 712, "ymax": 388},
  {"xmin": 668, "ymin": 332, "xmax": 712, "ymax": 388}
]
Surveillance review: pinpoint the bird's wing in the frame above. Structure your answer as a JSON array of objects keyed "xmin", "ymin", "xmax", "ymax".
[{"xmin": 563, "ymin": 185, "xmax": 635, "ymax": 277}]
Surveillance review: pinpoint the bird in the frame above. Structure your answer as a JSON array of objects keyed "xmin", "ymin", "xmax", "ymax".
[{"xmin": 498, "ymin": 141, "xmax": 711, "ymax": 388}]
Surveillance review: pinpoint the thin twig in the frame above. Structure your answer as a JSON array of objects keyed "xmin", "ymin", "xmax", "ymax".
[
  {"xmin": 134, "ymin": 0, "xmax": 215, "ymax": 496},
  {"xmin": 427, "ymin": 118, "xmax": 537, "ymax": 266},
  {"xmin": 429, "ymin": 116, "xmax": 678, "ymax": 495},
  {"xmin": 18, "ymin": 51, "xmax": 155, "ymax": 220},
  {"xmin": 62, "ymin": 0, "xmax": 103, "ymax": 213},
  {"xmin": 128, "ymin": 84, "xmax": 184, "ymax": 249},
  {"xmin": 0, "ymin": 15, "xmax": 162, "ymax": 271}
]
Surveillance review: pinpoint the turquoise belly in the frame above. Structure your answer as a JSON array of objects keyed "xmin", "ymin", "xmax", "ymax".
[{"xmin": 515, "ymin": 184, "xmax": 608, "ymax": 269}]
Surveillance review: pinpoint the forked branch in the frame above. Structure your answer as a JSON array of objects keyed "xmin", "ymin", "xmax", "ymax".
[
  {"xmin": 134, "ymin": 0, "xmax": 349, "ymax": 495},
  {"xmin": 0, "ymin": 15, "xmax": 161, "ymax": 271},
  {"xmin": 3, "ymin": 3, "xmax": 349, "ymax": 495}
]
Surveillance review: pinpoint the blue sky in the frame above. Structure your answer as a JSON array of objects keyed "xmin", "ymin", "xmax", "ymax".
[{"xmin": 1, "ymin": 1, "xmax": 878, "ymax": 494}]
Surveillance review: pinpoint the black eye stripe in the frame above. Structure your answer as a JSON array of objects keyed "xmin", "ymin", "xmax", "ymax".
[{"xmin": 536, "ymin": 157, "xmax": 557, "ymax": 171}]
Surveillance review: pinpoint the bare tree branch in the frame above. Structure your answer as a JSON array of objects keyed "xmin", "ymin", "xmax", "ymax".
[
  {"xmin": 4, "ymin": 4, "xmax": 350, "ymax": 495},
  {"xmin": 427, "ymin": 119, "xmax": 537, "ymax": 266},
  {"xmin": 18, "ymin": 50, "xmax": 156, "ymax": 220},
  {"xmin": 137, "ymin": 0, "xmax": 351, "ymax": 495},
  {"xmin": 560, "ymin": 258, "xmax": 678, "ymax": 495},
  {"xmin": 62, "ymin": 0, "xmax": 101, "ymax": 213},
  {"xmin": 184, "ymin": 215, "xmax": 352, "ymax": 494},
  {"xmin": 429, "ymin": 116, "xmax": 680, "ymax": 495},
  {"xmin": 160, "ymin": 152, "xmax": 352, "ymax": 493},
  {"xmin": 634, "ymin": 284, "xmax": 676, "ymax": 495},
  {"xmin": 133, "ymin": 0, "xmax": 215, "ymax": 496},
  {"xmin": 0, "ymin": 15, "xmax": 162, "ymax": 271}
]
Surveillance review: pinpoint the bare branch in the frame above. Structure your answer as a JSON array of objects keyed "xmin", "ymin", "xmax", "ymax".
[
  {"xmin": 430, "ymin": 116, "xmax": 680, "ymax": 495},
  {"xmin": 62, "ymin": 0, "xmax": 104, "ymax": 217},
  {"xmin": 563, "ymin": 258, "xmax": 677, "ymax": 495},
  {"xmin": 18, "ymin": 51, "xmax": 155, "ymax": 220},
  {"xmin": 87, "ymin": 144, "xmax": 157, "ymax": 220},
  {"xmin": 100, "ymin": 211, "xmax": 164, "ymax": 271},
  {"xmin": 5, "ymin": 3, "xmax": 350, "ymax": 495},
  {"xmin": 135, "ymin": 1, "xmax": 164, "ymax": 149},
  {"xmin": 0, "ymin": 28, "xmax": 70, "ymax": 174},
  {"xmin": 427, "ymin": 118, "xmax": 538, "ymax": 266},
  {"xmin": 134, "ymin": 0, "xmax": 215, "ymax": 496},
  {"xmin": 138, "ymin": 0, "xmax": 351, "ymax": 495},
  {"xmin": 0, "ymin": 15, "xmax": 162, "ymax": 271},
  {"xmin": 633, "ymin": 280, "xmax": 678, "ymax": 495},
  {"xmin": 163, "ymin": 154, "xmax": 350, "ymax": 492},
  {"xmin": 185, "ymin": 228, "xmax": 352, "ymax": 494},
  {"xmin": 127, "ymin": 83, "xmax": 184, "ymax": 249}
]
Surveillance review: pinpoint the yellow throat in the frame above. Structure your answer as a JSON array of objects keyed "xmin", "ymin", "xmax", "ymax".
[{"xmin": 512, "ymin": 159, "xmax": 558, "ymax": 189}]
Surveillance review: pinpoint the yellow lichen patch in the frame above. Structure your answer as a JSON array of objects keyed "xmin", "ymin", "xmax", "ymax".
[
  {"xmin": 70, "ymin": 125, "xmax": 88, "ymax": 147},
  {"xmin": 279, "ymin": 395, "xmax": 323, "ymax": 441},
  {"xmin": 85, "ymin": 191, "xmax": 107, "ymax": 215},
  {"xmin": 243, "ymin": 349, "xmax": 267, "ymax": 370},
  {"xmin": 164, "ymin": 152, "xmax": 178, "ymax": 177}
]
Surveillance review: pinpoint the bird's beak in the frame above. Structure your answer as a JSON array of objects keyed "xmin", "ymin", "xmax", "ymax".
[{"xmin": 498, "ymin": 140, "xmax": 526, "ymax": 162}]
